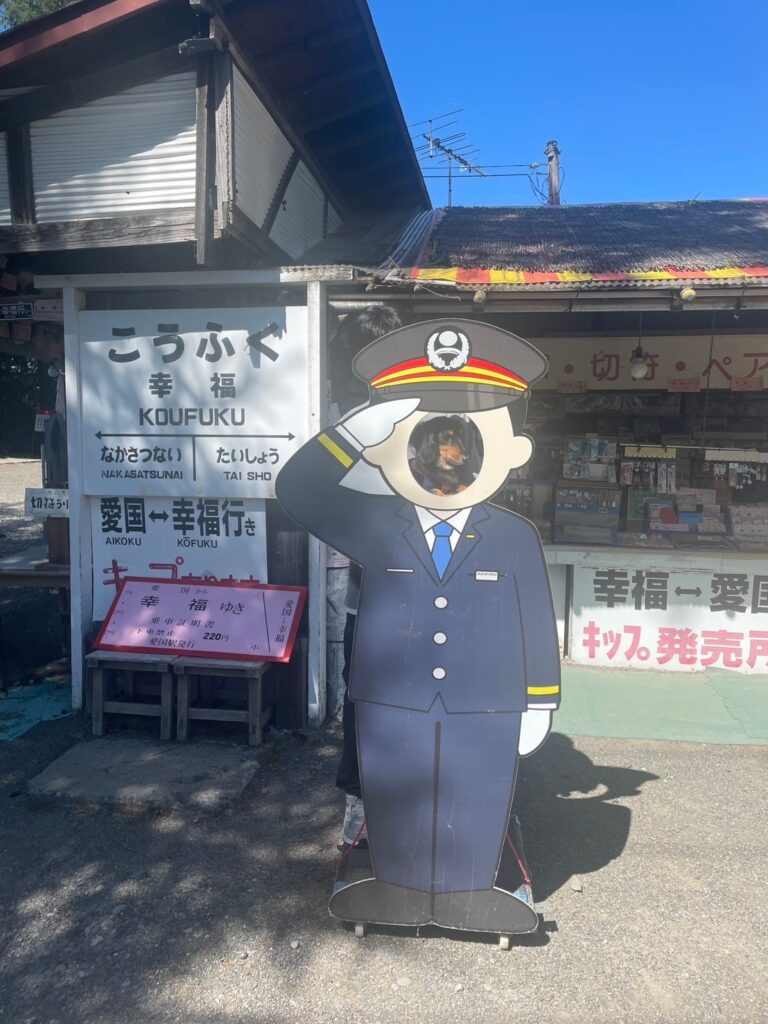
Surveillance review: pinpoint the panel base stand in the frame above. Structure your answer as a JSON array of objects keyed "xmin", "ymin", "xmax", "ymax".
[{"xmin": 330, "ymin": 814, "xmax": 539, "ymax": 940}]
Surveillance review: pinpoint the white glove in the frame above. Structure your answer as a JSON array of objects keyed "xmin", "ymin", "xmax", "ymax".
[
  {"xmin": 338, "ymin": 397, "xmax": 421, "ymax": 450},
  {"xmin": 518, "ymin": 709, "xmax": 553, "ymax": 756}
]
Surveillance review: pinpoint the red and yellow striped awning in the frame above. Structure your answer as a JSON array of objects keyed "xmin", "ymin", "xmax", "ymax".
[{"xmin": 406, "ymin": 266, "xmax": 768, "ymax": 286}]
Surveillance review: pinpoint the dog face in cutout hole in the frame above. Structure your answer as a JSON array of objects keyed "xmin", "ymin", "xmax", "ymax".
[{"xmin": 363, "ymin": 405, "xmax": 533, "ymax": 512}]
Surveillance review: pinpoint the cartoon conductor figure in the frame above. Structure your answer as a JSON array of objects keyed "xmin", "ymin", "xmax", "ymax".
[{"xmin": 275, "ymin": 319, "xmax": 560, "ymax": 937}]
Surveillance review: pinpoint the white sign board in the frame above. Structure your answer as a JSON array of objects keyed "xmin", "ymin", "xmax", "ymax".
[
  {"xmin": 79, "ymin": 307, "xmax": 309, "ymax": 498},
  {"xmin": 25, "ymin": 487, "xmax": 69, "ymax": 517},
  {"xmin": 90, "ymin": 495, "xmax": 267, "ymax": 620},
  {"xmin": 572, "ymin": 565, "xmax": 768, "ymax": 674}
]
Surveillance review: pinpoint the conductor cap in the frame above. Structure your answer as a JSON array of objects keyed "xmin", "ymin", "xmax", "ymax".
[{"xmin": 352, "ymin": 318, "xmax": 549, "ymax": 413}]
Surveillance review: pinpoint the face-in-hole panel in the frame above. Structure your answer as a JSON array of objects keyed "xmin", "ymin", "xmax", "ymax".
[{"xmin": 408, "ymin": 415, "xmax": 483, "ymax": 497}]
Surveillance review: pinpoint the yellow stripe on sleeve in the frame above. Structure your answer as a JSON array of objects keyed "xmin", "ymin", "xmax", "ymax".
[
  {"xmin": 317, "ymin": 432, "xmax": 354, "ymax": 468},
  {"xmin": 527, "ymin": 685, "xmax": 560, "ymax": 695}
]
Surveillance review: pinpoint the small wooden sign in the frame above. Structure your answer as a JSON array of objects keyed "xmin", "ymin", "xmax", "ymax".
[
  {"xmin": 0, "ymin": 301, "xmax": 33, "ymax": 320},
  {"xmin": 623, "ymin": 445, "xmax": 677, "ymax": 459},
  {"xmin": 667, "ymin": 377, "xmax": 701, "ymax": 393},
  {"xmin": 25, "ymin": 487, "xmax": 69, "ymax": 517},
  {"xmin": 556, "ymin": 379, "xmax": 588, "ymax": 394},
  {"xmin": 95, "ymin": 577, "xmax": 306, "ymax": 662},
  {"xmin": 730, "ymin": 376, "xmax": 764, "ymax": 392}
]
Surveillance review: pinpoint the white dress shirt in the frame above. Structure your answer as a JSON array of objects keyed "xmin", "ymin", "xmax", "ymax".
[{"xmin": 415, "ymin": 506, "xmax": 472, "ymax": 552}]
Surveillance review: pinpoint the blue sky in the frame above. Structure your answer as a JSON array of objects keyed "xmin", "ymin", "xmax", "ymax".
[{"xmin": 369, "ymin": 0, "xmax": 767, "ymax": 208}]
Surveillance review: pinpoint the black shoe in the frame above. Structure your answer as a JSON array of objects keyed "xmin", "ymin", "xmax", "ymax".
[
  {"xmin": 329, "ymin": 878, "xmax": 431, "ymax": 926},
  {"xmin": 432, "ymin": 887, "xmax": 539, "ymax": 934}
]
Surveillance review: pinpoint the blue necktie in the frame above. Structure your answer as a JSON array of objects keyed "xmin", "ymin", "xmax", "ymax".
[{"xmin": 431, "ymin": 522, "xmax": 455, "ymax": 579}]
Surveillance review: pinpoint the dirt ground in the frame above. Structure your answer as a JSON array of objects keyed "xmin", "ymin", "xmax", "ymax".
[{"xmin": 0, "ymin": 716, "xmax": 766, "ymax": 1024}]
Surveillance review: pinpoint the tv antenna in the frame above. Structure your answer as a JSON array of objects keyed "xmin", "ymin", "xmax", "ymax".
[
  {"xmin": 410, "ymin": 110, "xmax": 486, "ymax": 206},
  {"xmin": 411, "ymin": 112, "xmax": 563, "ymax": 206}
]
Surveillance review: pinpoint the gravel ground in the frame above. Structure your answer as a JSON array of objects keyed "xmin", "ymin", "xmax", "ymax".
[
  {"xmin": 0, "ymin": 459, "xmax": 44, "ymax": 559},
  {"xmin": 0, "ymin": 720, "xmax": 765, "ymax": 1024}
]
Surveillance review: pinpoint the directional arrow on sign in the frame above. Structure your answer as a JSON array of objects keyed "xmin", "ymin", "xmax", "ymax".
[
  {"xmin": 675, "ymin": 586, "xmax": 703, "ymax": 597},
  {"xmin": 95, "ymin": 431, "xmax": 295, "ymax": 440},
  {"xmin": 148, "ymin": 510, "xmax": 169, "ymax": 523}
]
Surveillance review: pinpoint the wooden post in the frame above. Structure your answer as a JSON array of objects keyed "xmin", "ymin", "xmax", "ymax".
[
  {"xmin": 176, "ymin": 672, "xmax": 190, "ymax": 742},
  {"xmin": 63, "ymin": 287, "xmax": 91, "ymax": 711},
  {"xmin": 160, "ymin": 670, "xmax": 174, "ymax": 741},
  {"xmin": 195, "ymin": 52, "xmax": 216, "ymax": 266},
  {"xmin": 248, "ymin": 673, "xmax": 262, "ymax": 746},
  {"xmin": 545, "ymin": 140, "xmax": 561, "ymax": 206},
  {"xmin": 91, "ymin": 667, "xmax": 104, "ymax": 736},
  {"xmin": 7, "ymin": 125, "xmax": 36, "ymax": 225}
]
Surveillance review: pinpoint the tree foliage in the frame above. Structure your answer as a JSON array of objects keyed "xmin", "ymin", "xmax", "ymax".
[{"xmin": 0, "ymin": 0, "xmax": 75, "ymax": 30}]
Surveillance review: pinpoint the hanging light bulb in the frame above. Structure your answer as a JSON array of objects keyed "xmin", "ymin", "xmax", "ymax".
[
  {"xmin": 629, "ymin": 345, "xmax": 650, "ymax": 380},
  {"xmin": 629, "ymin": 313, "xmax": 650, "ymax": 379}
]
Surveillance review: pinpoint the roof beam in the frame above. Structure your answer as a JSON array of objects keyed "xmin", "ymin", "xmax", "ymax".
[
  {"xmin": 282, "ymin": 58, "xmax": 378, "ymax": 101},
  {"xmin": 338, "ymin": 149, "xmax": 411, "ymax": 184},
  {"xmin": 0, "ymin": 210, "xmax": 197, "ymax": 254},
  {"xmin": 314, "ymin": 122, "xmax": 401, "ymax": 159},
  {"xmin": 301, "ymin": 97, "xmax": 389, "ymax": 137},
  {"xmin": 258, "ymin": 23, "xmax": 365, "ymax": 68},
  {"xmin": 0, "ymin": 0, "xmax": 168, "ymax": 72}
]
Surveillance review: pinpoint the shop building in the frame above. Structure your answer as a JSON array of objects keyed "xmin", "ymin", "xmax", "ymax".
[{"xmin": 309, "ymin": 200, "xmax": 768, "ymax": 709}]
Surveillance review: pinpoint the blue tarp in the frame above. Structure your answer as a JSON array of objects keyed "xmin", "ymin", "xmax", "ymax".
[{"xmin": 0, "ymin": 681, "xmax": 71, "ymax": 741}]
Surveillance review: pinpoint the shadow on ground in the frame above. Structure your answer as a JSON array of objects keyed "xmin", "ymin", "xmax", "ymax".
[
  {"xmin": 0, "ymin": 721, "xmax": 657, "ymax": 1023},
  {"xmin": 518, "ymin": 732, "xmax": 658, "ymax": 901}
]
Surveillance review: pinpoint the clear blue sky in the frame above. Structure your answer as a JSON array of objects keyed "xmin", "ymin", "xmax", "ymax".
[{"xmin": 369, "ymin": 0, "xmax": 767, "ymax": 208}]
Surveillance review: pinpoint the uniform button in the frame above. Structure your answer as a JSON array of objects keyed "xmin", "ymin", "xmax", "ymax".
[
  {"xmin": 433, "ymin": 632, "xmax": 447, "ymax": 645},
  {"xmin": 434, "ymin": 596, "xmax": 448, "ymax": 609},
  {"xmin": 432, "ymin": 667, "xmax": 446, "ymax": 680}
]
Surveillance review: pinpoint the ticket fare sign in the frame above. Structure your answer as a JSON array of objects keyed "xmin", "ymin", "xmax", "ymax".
[{"xmin": 95, "ymin": 578, "xmax": 307, "ymax": 663}]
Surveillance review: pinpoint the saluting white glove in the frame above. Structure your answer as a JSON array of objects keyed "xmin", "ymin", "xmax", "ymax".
[
  {"xmin": 338, "ymin": 397, "xmax": 421, "ymax": 450},
  {"xmin": 518, "ymin": 709, "xmax": 553, "ymax": 756}
]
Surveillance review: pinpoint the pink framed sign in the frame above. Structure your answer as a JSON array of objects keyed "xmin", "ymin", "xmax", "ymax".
[{"xmin": 94, "ymin": 577, "xmax": 306, "ymax": 663}]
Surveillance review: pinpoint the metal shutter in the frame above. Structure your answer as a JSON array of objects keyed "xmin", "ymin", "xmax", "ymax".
[
  {"xmin": 30, "ymin": 72, "xmax": 196, "ymax": 222},
  {"xmin": 232, "ymin": 66, "xmax": 293, "ymax": 229},
  {"xmin": 268, "ymin": 160, "xmax": 326, "ymax": 259}
]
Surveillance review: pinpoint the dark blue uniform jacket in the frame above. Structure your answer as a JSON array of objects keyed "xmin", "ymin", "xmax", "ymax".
[{"xmin": 275, "ymin": 427, "xmax": 561, "ymax": 714}]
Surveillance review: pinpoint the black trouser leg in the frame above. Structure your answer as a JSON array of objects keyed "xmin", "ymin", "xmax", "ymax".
[{"xmin": 335, "ymin": 613, "xmax": 361, "ymax": 797}]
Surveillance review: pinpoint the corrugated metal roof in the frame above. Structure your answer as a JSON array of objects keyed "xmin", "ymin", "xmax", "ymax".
[
  {"xmin": 0, "ymin": 134, "xmax": 10, "ymax": 226},
  {"xmin": 30, "ymin": 72, "xmax": 196, "ymax": 222}
]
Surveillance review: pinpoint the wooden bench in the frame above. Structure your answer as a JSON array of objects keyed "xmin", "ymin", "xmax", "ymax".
[
  {"xmin": 174, "ymin": 657, "xmax": 270, "ymax": 746},
  {"xmin": 86, "ymin": 651, "xmax": 175, "ymax": 740}
]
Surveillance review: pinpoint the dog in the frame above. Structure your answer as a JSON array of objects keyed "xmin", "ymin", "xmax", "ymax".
[{"xmin": 409, "ymin": 416, "xmax": 474, "ymax": 495}]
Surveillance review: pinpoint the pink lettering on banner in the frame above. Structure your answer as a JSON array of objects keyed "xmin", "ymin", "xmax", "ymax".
[{"xmin": 581, "ymin": 621, "xmax": 768, "ymax": 671}]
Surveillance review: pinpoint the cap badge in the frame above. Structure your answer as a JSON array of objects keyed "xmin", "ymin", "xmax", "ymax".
[{"xmin": 425, "ymin": 328, "xmax": 471, "ymax": 373}]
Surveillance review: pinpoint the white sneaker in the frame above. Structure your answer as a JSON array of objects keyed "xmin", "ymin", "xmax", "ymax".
[{"xmin": 341, "ymin": 794, "xmax": 367, "ymax": 845}]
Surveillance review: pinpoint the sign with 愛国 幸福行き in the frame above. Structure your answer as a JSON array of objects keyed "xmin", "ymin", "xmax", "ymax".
[
  {"xmin": 95, "ymin": 578, "xmax": 307, "ymax": 663},
  {"xmin": 79, "ymin": 307, "xmax": 309, "ymax": 499},
  {"xmin": 89, "ymin": 495, "xmax": 268, "ymax": 620}
]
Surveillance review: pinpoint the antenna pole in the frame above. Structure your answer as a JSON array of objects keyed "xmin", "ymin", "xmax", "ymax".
[
  {"xmin": 448, "ymin": 157, "xmax": 453, "ymax": 207},
  {"xmin": 545, "ymin": 140, "xmax": 561, "ymax": 205}
]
